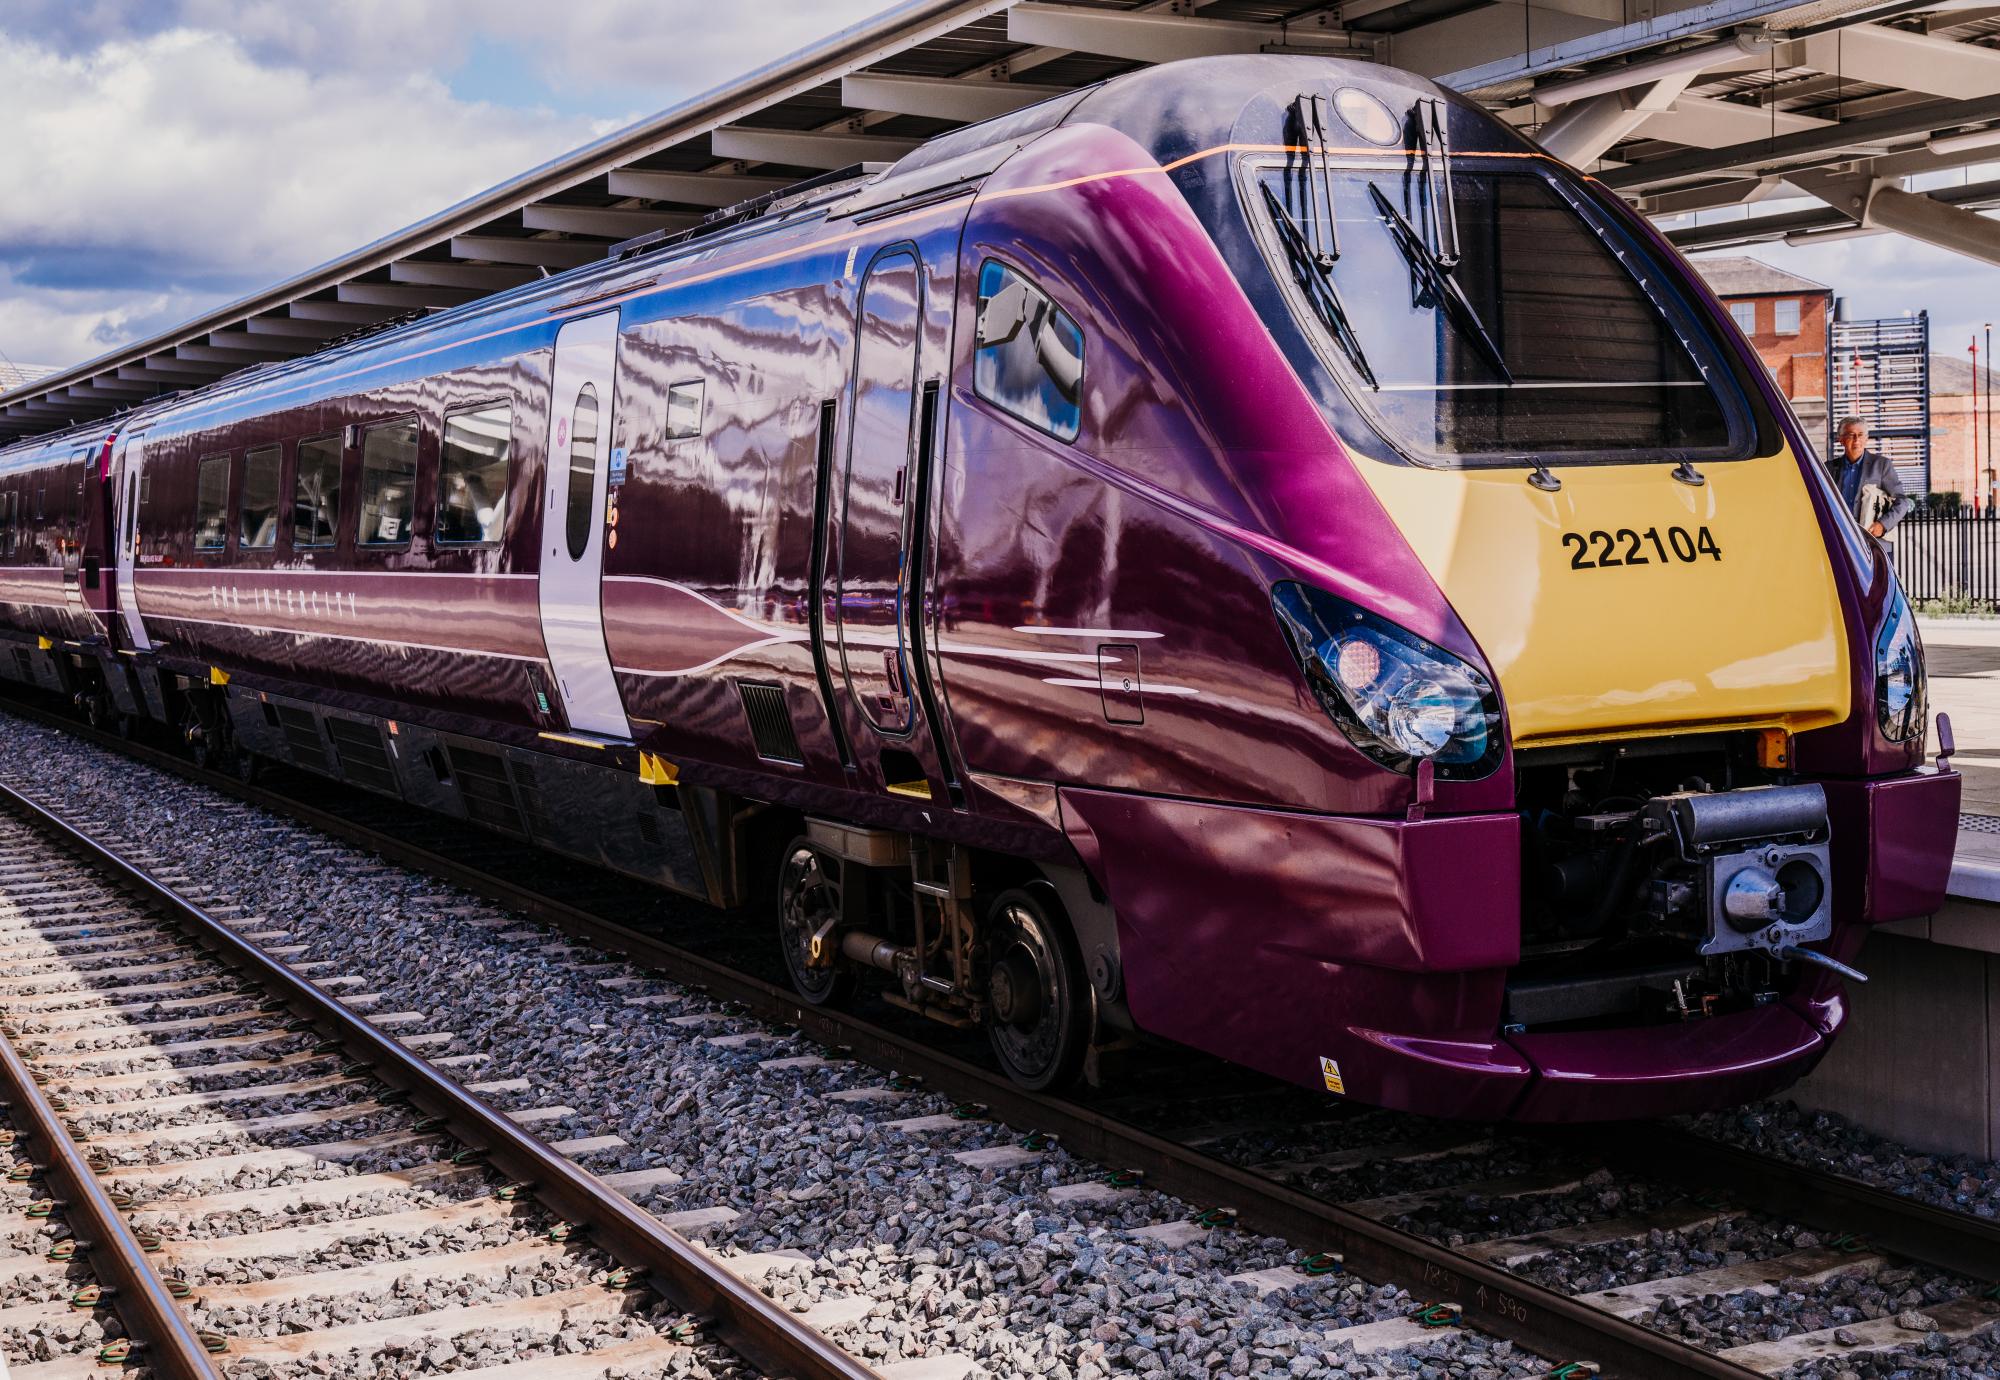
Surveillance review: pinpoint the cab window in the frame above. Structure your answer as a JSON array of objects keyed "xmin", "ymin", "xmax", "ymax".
[
  {"xmin": 194, "ymin": 454, "xmax": 230, "ymax": 551},
  {"xmin": 436, "ymin": 404, "xmax": 511, "ymax": 545},
  {"xmin": 358, "ymin": 418, "xmax": 419, "ymax": 547},
  {"xmin": 239, "ymin": 445, "xmax": 281, "ymax": 550},
  {"xmin": 973, "ymin": 260, "xmax": 1083, "ymax": 442}
]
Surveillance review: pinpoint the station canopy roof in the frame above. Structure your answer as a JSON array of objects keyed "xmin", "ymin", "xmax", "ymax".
[{"xmin": 7, "ymin": 0, "xmax": 1999, "ymax": 439}]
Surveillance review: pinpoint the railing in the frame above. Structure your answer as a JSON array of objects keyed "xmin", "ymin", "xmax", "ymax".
[{"xmin": 1894, "ymin": 508, "xmax": 2000, "ymax": 609}]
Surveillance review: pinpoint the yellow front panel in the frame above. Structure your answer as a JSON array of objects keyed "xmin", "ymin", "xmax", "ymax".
[{"xmin": 1353, "ymin": 446, "xmax": 1850, "ymax": 747}]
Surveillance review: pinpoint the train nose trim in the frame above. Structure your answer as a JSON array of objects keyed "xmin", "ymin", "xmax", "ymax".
[{"xmin": 1499, "ymin": 1005, "xmax": 1827, "ymax": 1122}]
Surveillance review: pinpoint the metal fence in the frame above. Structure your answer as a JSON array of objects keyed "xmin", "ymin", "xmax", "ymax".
[{"xmin": 1895, "ymin": 508, "xmax": 2000, "ymax": 609}]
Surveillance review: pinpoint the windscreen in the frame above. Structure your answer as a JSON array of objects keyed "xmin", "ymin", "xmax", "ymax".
[{"xmin": 1252, "ymin": 161, "xmax": 1738, "ymax": 464}]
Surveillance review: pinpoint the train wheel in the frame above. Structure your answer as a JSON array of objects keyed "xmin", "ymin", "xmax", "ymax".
[
  {"xmin": 984, "ymin": 885, "xmax": 1089, "ymax": 1092},
  {"xmin": 776, "ymin": 838, "xmax": 853, "ymax": 1007},
  {"xmin": 235, "ymin": 752, "xmax": 261, "ymax": 785}
]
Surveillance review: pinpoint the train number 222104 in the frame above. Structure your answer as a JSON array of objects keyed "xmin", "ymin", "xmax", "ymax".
[{"xmin": 1561, "ymin": 525, "xmax": 1722, "ymax": 570}]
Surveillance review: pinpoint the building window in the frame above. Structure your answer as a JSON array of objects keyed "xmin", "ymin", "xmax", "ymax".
[
  {"xmin": 1729, "ymin": 301, "xmax": 1757, "ymax": 334},
  {"xmin": 1774, "ymin": 298, "xmax": 1801, "ymax": 335}
]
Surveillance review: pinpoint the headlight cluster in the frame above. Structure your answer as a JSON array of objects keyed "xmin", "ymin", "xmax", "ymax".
[
  {"xmin": 1271, "ymin": 582, "xmax": 1502, "ymax": 778},
  {"xmin": 1874, "ymin": 587, "xmax": 1925, "ymax": 742}
]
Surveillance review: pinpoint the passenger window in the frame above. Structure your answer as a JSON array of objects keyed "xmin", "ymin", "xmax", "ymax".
[
  {"xmin": 239, "ymin": 445, "xmax": 281, "ymax": 550},
  {"xmin": 436, "ymin": 404, "xmax": 512, "ymax": 545},
  {"xmin": 1, "ymin": 492, "xmax": 14, "ymax": 557},
  {"xmin": 973, "ymin": 260, "xmax": 1083, "ymax": 442},
  {"xmin": 293, "ymin": 435, "xmax": 342, "ymax": 548},
  {"xmin": 194, "ymin": 454, "xmax": 230, "ymax": 551},
  {"xmin": 666, "ymin": 380, "xmax": 704, "ymax": 439},
  {"xmin": 358, "ymin": 418, "xmax": 419, "ymax": 546},
  {"xmin": 566, "ymin": 385, "xmax": 598, "ymax": 562}
]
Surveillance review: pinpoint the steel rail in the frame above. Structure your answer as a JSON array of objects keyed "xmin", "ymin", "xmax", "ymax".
[
  {"xmin": 1588, "ymin": 1123, "xmax": 2000, "ymax": 1283},
  {"xmin": 13, "ymin": 697, "xmax": 2000, "ymax": 1374},
  {"xmin": 0, "ymin": 984, "xmax": 225, "ymax": 1379},
  {"xmin": 0, "ymin": 778, "xmax": 884, "ymax": 1380}
]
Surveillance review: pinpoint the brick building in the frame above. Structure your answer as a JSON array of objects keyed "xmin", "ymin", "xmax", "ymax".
[
  {"xmin": 1692, "ymin": 257, "xmax": 1834, "ymax": 443},
  {"xmin": 1928, "ymin": 352, "xmax": 1997, "ymax": 510}
]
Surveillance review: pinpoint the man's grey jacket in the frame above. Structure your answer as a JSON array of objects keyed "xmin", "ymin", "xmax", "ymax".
[{"xmin": 1825, "ymin": 448, "xmax": 1913, "ymax": 533}]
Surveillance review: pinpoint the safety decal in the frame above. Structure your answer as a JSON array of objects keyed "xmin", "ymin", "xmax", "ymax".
[{"xmin": 1319, "ymin": 1056, "xmax": 1345, "ymax": 1095}]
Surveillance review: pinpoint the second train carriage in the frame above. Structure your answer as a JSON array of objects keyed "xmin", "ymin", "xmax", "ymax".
[{"xmin": 0, "ymin": 54, "xmax": 1961, "ymax": 1118}]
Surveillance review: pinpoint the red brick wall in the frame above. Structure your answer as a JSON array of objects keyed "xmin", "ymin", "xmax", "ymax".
[
  {"xmin": 1933, "ymin": 392, "xmax": 1995, "ymax": 509},
  {"xmin": 1723, "ymin": 290, "xmax": 1831, "ymax": 435}
]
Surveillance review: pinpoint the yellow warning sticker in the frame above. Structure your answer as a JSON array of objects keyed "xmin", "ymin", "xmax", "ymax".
[{"xmin": 1319, "ymin": 1056, "xmax": 1345, "ymax": 1095}]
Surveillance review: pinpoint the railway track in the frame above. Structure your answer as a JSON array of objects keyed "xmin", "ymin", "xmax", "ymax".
[
  {"xmin": 0, "ymin": 781, "xmax": 882, "ymax": 1379},
  {"xmin": 2, "ymin": 694, "xmax": 1997, "ymax": 1378}
]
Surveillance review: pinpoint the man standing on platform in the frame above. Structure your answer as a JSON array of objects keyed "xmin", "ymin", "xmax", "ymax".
[{"xmin": 1828, "ymin": 416, "xmax": 1913, "ymax": 543}]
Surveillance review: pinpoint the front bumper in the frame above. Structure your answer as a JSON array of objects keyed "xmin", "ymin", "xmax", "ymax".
[{"xmin": 1059, "ymin": 767, "xmax": 1958, "ymax": 1122}]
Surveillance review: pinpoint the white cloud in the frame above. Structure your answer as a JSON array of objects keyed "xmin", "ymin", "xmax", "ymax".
[
  {"xmin": 3, "ymin": 1, "xmax": 895, "ymax": 97},
  {"xmin": 0, "ymin": 2, "xmax": 894, "ymax": 369},
  {"xmin": 0, "ymin": 26, "xmax": 605, "ymax": 366}
]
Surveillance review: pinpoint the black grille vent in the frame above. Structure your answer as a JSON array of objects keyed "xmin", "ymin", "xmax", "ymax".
[
  {"xmin": 510, "ymin": 757, "xmax": 552, "ymax": 839},
  {"xmin": 635, "ymin": 810, "xmax": 661, "ymax": 847},
  {"xmin": 274, "ymin": 704, "xmax": 328, "ymax": 772},
  {"xmin": 325, "ymin": 717, "xmax": 397, "ymax": 796},
  {"xmin": 448, "ymin": 744, "xmax": 526, "ymax": 836},
  {"xmin": 10, "ymin": 649, "xmax": 30, "ymax": 682},
  {"xmin": 738, "ymin": 682, "xmax": 803, "ymax": 764}
]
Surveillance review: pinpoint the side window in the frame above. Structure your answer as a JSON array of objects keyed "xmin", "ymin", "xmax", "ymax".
[
  {"xmin": 666, "ymin": 381, "xmax": 704, "ymax": 439},
  {"xmin": 294, "ymin": 435, "xmax": 342, "ymax": 548},
  {"xmin": 1, "ymin": 491, "xmax": 14, "ymax": 558},
  {"xmin": 194, "ymin": 454, "xmax": 230, "ymax": 551},
  {"xmin": 358, "ymin": 419, "xmax": 419, "ymax": 547},
  {"xmin": 436, "ymin": 404, "xmax": 512, "ymax": 545},
  {"xmin": 973, "ymin": 259, "xmax": 1083, "ymax": 442},
  {"xmin": 565, "ymin": 385, "xmax": 598, "ymax": 561},
  {"xmin": 1728, "ymin": 301, "xmax": 1757, "ymax": 334},
  {"xmin": 239, "ymin": 445, "xmax": 281, "ymax": 550}
]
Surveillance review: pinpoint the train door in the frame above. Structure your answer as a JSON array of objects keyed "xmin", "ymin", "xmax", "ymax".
[
  {"xmin": 61, "ymin": 447, "xmax": 89, "ymax": 617},
  {"xmin": 114, "ymin": 433, "xmax": 152, "ymax": 651},
  {"xmin": 818, "ymin": 245, "xmax": 964, "ymax": 804},
  {"xmin": 536, "ymin": 311, "xmax": 632, "ymax": 740},
  {"xmin": 832, "ymin": 251, "xmax": 923, "ymax": 743}
]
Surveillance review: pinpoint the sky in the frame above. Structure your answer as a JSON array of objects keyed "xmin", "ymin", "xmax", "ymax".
[
  {"xmin": 1670, "ymin": 163, "xmax": 2000, "ymax": 360},
  {"xmin": 0, "ymin": 0, "xmax": 885, "ymax": 373},
  {"xmin": 0, "ymin": 2, "xmax": 1996, "ymax": 375}
]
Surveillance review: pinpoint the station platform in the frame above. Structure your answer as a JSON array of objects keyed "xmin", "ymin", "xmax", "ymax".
[{"xmin": 1786, "ymin": 619, "xmax": 2000, "ymax": 1158}]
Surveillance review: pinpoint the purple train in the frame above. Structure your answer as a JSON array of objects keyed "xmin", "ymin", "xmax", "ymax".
[{"xmin": 0, "ymin": 57, "xmax": 1959, "ymax": 1118}]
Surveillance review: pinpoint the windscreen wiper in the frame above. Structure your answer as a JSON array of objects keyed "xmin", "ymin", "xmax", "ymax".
[
  {"xmin": 1366, "ymin": 182, "xmax": 1512, "ymax": 384},
  {"xmin": 1293, "ymin": 94, "xmax": 1341, "ymax": 268},
  {"xmin": 1413, "ymin": 96, "xmax": 1461, "ymax": 272},
  {"xmin": 1261, "ymin": 182, "xmax": 1378, "ymax": 390}
]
